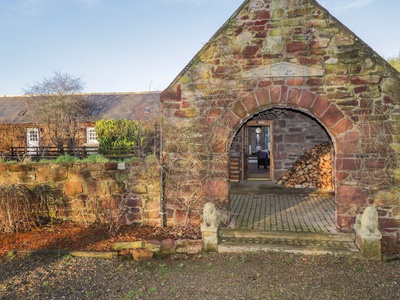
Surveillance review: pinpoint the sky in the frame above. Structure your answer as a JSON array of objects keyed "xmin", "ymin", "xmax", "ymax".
[{"xmin": 1, "ymin": 0, "xmax": 399, "ymax": 95}]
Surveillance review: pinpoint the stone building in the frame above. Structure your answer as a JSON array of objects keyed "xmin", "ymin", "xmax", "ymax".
[
  {"xmin": 0, "ymin": 92, "xmax": 160, "ymax": 155},
  {"xmin": 161, "ymin": 0, "xmax": 400, "ymax": 240}
]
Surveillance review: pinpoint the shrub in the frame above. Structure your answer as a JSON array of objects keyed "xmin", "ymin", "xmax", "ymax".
[
  {"xmin": 81, "ymin": 154, "xmax": 109, "ymax": 163},
  {"xmin": 54, "ymin": 154, "xmax": 78, "ymax": 163},
  {"xmin": 0, "ymin": 185, "xmax": 44, "ymax": 232}
]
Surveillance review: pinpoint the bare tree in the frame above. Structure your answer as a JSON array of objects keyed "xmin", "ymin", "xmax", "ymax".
[{"xmin": 24, "ymin": 71, "xmax": 88, "ymax": 153}]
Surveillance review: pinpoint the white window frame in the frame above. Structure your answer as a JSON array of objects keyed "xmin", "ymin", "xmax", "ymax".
[{"xmin": 86, "ymin": 127, "xmax": 99, "ymax": 144}]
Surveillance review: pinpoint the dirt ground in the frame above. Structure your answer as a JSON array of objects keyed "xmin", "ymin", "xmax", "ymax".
[
  {"xmin": 1, "ymin": 251, "xmax": 400, "ymax": 299},
  {"xmin": 1, "ymin": 222, "xmax": 400, "ymax": 299},
  {"xmin": 0, "ymin": 222, "xmax": 201, "ymax": 257}
]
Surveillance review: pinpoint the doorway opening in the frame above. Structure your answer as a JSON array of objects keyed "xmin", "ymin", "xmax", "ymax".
[{"xmin": 242, "ymin": 120, "xmax": 272, "ymax": 181}]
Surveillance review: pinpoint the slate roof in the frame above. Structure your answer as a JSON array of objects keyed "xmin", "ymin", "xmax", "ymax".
[{"xmin": 0, "ymin": 92, "xmax": 161, "ymax": 124}]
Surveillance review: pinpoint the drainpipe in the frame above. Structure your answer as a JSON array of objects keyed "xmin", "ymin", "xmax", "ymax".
[{"xmin": 158, "ymin": 120, "xmax": 167, "ymax": 228}]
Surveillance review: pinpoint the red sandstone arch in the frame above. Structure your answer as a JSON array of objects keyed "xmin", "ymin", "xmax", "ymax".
[{"xmin": 227, "ymin": 87, "xmax": 359, "ymax": 230}]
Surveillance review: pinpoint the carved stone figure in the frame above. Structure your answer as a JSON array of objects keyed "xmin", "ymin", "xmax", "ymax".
[
  {"xmin": 201, "ymin": 202, "xmax": 221, "ymax": 231},
  {"xmin": 355, "ymin": 206, "xmax": 382, "ymax": 239}
]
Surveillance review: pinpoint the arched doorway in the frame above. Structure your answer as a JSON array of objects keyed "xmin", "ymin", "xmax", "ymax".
[{"xmin": 227, "ymin": 106, "xmax": 337, "ymax": 233}]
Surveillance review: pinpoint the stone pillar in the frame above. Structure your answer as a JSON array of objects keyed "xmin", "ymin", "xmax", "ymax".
[
  {"xmin": 354, "ymin": 206, "xmax": 382, "ymax": 261},
  {"xmin": 201, "ymin": 202, "xmax": 221, "ymax": 252}
]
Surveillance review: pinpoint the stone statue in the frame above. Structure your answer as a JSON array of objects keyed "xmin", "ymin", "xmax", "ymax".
[
  {"xmin": 201, "ymin": 202, "xmax": 220, "ymax": 231},
  {"xmin": 355, "ymin": 206, "xmax": 382, "ymax": 239}
]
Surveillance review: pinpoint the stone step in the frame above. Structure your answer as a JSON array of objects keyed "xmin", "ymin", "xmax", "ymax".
[
  {"xmin": 219, "ymin": 228, "xmax": 361, "ymax": 258},
  {"xmin": 220, "ymin": 228, "xmax": 355, "ymax": 242}
]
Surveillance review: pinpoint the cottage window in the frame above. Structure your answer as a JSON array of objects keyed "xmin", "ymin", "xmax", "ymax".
[{"xmin": 86, "ymin": 127, "xmax": 98, "ymax": 144}]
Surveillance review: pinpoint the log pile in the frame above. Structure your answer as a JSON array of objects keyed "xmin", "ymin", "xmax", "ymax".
[{"xmin": 277, "ymin": 142, "xmax": 333, "ymax": 190}]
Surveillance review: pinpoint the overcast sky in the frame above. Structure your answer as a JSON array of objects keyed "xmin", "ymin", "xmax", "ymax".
[{"xmin": 1, "ymin": 0, "xmax": 399, "ymax": 95}]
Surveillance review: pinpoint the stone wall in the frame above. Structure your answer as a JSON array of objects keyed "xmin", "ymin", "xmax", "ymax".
[
  {"xmin": 273, "ymin": 110, "xmax": 330, "ymax": 179},
  {"xmin": 0, "ymin": 160, "xmax": 161, "ymax": 226},
  {"xmin": 161, "ymin": 0, "xmax": 400, "ymax": 240}
]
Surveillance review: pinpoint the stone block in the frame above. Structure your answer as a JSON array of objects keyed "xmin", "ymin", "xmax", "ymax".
[
  {"xmin": 160, "ymin": 238, "xmax": 176, "ymax": 255},
  {"xmin": 286, "ymin": 78, "xmax": 303, "ymax": 87},
  {"xmin": 336, "ymin": 185, "xmax": 367, "ymax": 204},
  {"xmin": 233, "ymin": 101, "xmax": 249, "ymax": 119},
  {"xmin": 355, "ymin": 234, "xmax": 381, "ymax": 261},
  {"xmin": 270, "ymin": 86, "xmax": 281, "ymax": 103},
  {"xmin": 298, "ymin": 89, "xmax": 316, "ymax": 109},
  {"xmin": 51, "ymin": 168, "xmax": 69, "ymax": 182},
  {"xmin": 0, "ymin": 164, "xmax": 7, "ymax": 172},
  {"xmin": 65, "ymin": 180, "xmax": 83, "ymax": 196},
  {"xmin": 175, "ymin": 239, "xmax": 203, "ymax": 255},
  {"xmin": 286, "ymin": 42, "xmax": 308, "ymax": 52},
  {"xmin": 36, "ymin": 166, "xmax": 51, "ymax": 182},
  {"xmin": 330, "ymin": 118, "xmax": 353, "ymax": 136},
  {"xmin": 145, "ymin": 240, "xmax": 161, "ymax": 252},
  {"xmin": 131, "ymin": 248, "xmax": 154, "ymax": 262},
  {"xmin": 241, "ymin": 93, "xmax": 259, "ymax": 113},
  {"xmin": 311, "ymin": 95, "xmax": 330, "ymax": 117},
  {"xmin": 202, "ymin": 230, "xmax": 219, "ymax": 252},
  {"xmin": 255, "ymin": 88, "xmax": 271, "ymax": 106},
  {"xmin": 87, "ymin": 164, "xmax": 103, "ymax": 171},
  {"xmin": 114, "ymin": 241, "xmax": 144, "ymax": 250},
  {"xmin": 351, "ymin": 75, "xmax": 382, "ymax": 85},
  {"xmin": 8, "ymin": 164, "xmax": 32, "ymax": 173},
  {"xmin": 320, "ymin": 105, "xmax": 344, "ymax": 128}
]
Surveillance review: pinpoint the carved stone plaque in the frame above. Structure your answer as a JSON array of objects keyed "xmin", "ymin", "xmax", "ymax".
[{"xmin": 243, "ymin": 62, "xmax": 324, "ymax": 78}]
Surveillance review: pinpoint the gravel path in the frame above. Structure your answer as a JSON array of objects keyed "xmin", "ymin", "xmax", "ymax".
[{"xmin": 1, "ymin": 252, "xmax": 399, "ymax": 299}]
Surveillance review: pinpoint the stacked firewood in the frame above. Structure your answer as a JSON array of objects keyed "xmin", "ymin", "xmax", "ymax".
[{"xmin": 277, "ymin": 142, "xmax": 333, "ymax": 190}]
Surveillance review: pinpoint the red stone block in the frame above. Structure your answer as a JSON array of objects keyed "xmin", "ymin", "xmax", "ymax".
[
  {"xmin": 233, "ymin": 101, "xmax": 248, "ymax": 119},
  {"xmin": 160, "ymin": 86, "xmax": 181, "ymax": 102},
  {"xmin": 336, "ymin": 171, "xmax": 349, "ymax": 181},
  {"xmin": 174, "ymin": 110, "xmax": 186, "ymax": 118},
  {"xmin": 320, "ymin": 105, "xmax": 344, "ymax": 127},
  {"xmin": 270, "ymin": 86, "xmax": 281, "ymax": 103},
  {"xmin": 286, "ymin": 88, "xmax": 302, "ymax": 104},
  {"xmin": 298, "ymin": 89, "xmax": 316, "ymax": 109},
  {"xmin": 335, "ymin": 131, "xmax": 360, "ymax": 154},
  {"xmin": 336, "ymin": 158, "xmax": 360, "ymax": 171},
  {"xmin": 306, "ymin": 78, "xmax": 324, "ymax": 86},
  {"xmin": 226, "ymin": 111, "xmax": 241, "ymax": 130},
  {"xmin": 160, "ymin": 238, "xmax": 176, "ymax": 255},
  {"xmin": 242, "ymin": 45, "xmax": 259, "ymax": 57},
  {"xmin": 311, "ymin": 95, "xmax": 330, "ymax": 117},
  {"xmin": 354, "ymin": 86, "xmax": 368, "ymax": 94},
  {"xmin": 337, "ymin": 185, "xmax": 367, "ymax": 204},
  {"xmin": 286, "ymin": 42, "xmax": 308, "ymax": 52},
  {"xmin": 350, "ymin": 75, "xmax": 382, "ymax": 85},
  {"xmin": 379, "ymin": 218, "xmax": 400, "ymax": 229},
  {"xmin": 330, "ymin": 118, "xmax": 354, "ymax": 136},
  {"xmin": 131, "ymin": 248, "xmax": 153, "ymax": 262},
  {"xmin": 326, "ymin": 76, "xmax": 348, "ymax": 86},
  {"xmin": 242, "ymin": 93, "xmax": 259, "ymax": 112},
  {"xmin": 272, "ymin": 80, "xmax": 285, "ymax": 85},
  {"xmin": 254, "ymin": 10, "xmax": 271, "ymax": 20},
  {"xmin": 256, "ymin": 88, "xmax": 271, "ymax": 106},
  {"xmin": 257, "ymin": 81, "xmax": 272, "ymax": 88},
  {"xmin": 286, "ymin": 78, "xmax": 303, "ymax": 86}
]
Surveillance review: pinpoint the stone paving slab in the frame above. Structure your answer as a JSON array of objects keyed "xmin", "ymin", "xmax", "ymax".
[{"xmin": 229, "ymin": 193, "xmax": 337, "ymax": 233}]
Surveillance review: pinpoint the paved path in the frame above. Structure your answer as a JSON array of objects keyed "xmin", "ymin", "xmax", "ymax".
[{"xmin": 230, "ymin": 193, "xmax": 337, "ymax": 233}]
